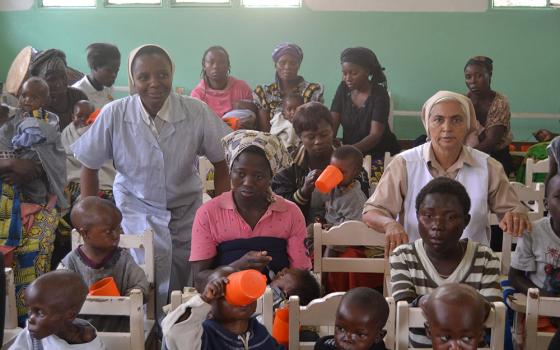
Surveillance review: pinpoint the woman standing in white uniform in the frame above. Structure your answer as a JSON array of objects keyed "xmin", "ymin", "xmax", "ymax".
[{"xmin": 71, "ymin": 45, "xmax": 230, "ymax": 319}]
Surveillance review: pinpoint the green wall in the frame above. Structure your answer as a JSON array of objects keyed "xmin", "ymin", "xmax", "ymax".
[{"xmin": 1, "ymin": 2, "xmax": 559, "ymax": 140}]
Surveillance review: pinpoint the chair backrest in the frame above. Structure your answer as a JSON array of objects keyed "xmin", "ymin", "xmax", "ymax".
[
  {"xmin": 288, "ymin": 293, "xmax": 396, "ymax": 350},
  {"xmin": 313, "ymin": 221, "xmax": 390, "ymax": 294},
  {"xmin": 395, "ymin": 300, "xmax": 506, "ymax": 350},
  {"xmin": 525, "ymin": 288, "xmax": 560, "ymax": 350},
  {"xmin": 80, "ymin": 289, "xmax": 145, "ymax": 350},
  {"xmin": 198, "ymin": 156, "xmax": 215, "ymax": 193},
  {"xmin": 363, "ymin": 155, "xmax": 372, "ymax": 181},
  {"xmin": 3, "ymin": 267, "xmax": 22, "ymax": 346},
  {"xmin": 384, "ymin": 152, "xmax": 394, "ymax": 169},
  {"xmin": 525, "ymin": 157, "xmax": 549, "ymax": 189},
  {"xmin": 488, "ymin": 182, "xmax": 545, "ymax": 275}
]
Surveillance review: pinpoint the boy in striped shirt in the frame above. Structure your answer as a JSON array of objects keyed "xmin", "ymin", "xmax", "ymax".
[{"xmin": 390, "ymin": 177, "xmax": 501, "ymax": 347}]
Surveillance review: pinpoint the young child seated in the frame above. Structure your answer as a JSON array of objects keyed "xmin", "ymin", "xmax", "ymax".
[
  {"xmin": 58, "ymin": 196, "xmax": 149, "ymax": 331},
  {"xmin": 390, "ymin": 177, "xmax": 501, "ymax": 348},
  {"xmin": 162, "ymin": 267, "xmax": 284, "ymax": 350},
  {"xmin": 510, "ymin": 173, "xmax": 560, "ymax": 297},
  {"xmin": 62, "ymin": 100, "xmax": 116, "ymax": 208},
  {"xmin": 72, "ymin": 43, "xmax": 120, "ymax": 109},
  {"xmin": 221, "ymin": 99, "xmax": 258, "ymax": 130},
  {"xmin": 421, "ymin": 283, "xmax": 491, "ymax": 350},
  {"xmin": 0, "ymin": 77, "xmax": 67, "ymax": 208},
  {"xmin": 10, "ymin": 270, "xmax": 107, "ymax": 350},
  {"xmin": 270, "ymin": 93, "xmax": 304, "ymax": 154},
  {"xmin": 314, "ymin": 287, "xmax": 389, "ymax": 350}
]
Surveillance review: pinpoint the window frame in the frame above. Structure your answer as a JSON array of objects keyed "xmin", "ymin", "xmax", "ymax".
[
  {"xmin": 241, "ymin": 0, "xmax": 302, "ymax": 8},
  {"xmin": 40, "ymin": 0, "xmax": 97, "ymax": 8},
  {"xmin": 170, "ymin": 0, "xmax": 231, "ymax": 8},
  {"xmin": 103, "ymin": 0, "xmax": 163, "ymax": 8},
  {"xmin": 492, "ymin": 0, "xmax": 559, "ymax": 8}
]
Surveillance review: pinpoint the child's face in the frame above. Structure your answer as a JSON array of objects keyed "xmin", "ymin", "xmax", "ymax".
[
  {"xmin": 546, "ymin": 175, "xmax": 560, "ymax": 231},
  {"xmin": 19, "ymin": 82, "xmax": 48, "ymax": 112},
  {"xmin": 81, "ymin": 210, "xmax": 122, "ymax": 252},
  {"xmin": 91, "ymin": 59, "xmax": 120, "ymax": 87},
  {"xmin": 334, "ymin": 301, "xmax": 384, "ymax": 350},
  {"xmin": 283, "ymin": 98, "xmax": 302, "ymax": 122},
  {"xmin": 270, "ymin": 268, "xmax": 299, "ymax": 297},
  {"xmin": 331, "ymin": 156, "xmax": 360, "ymax": 187},
  {"xmin": 426, "ymin": 303, "xmax": 484, "ymax": 350},
  {"xmin": 211, "ymin": 298, "xmax": 257, "ymax": 323},
  {"xmin": 73, "ymin": 103, "xmax": 94, "ymax": 128},
  {"xmin": 25, "ymin": 286, "xmax": 66, "ymax": 340},
  {"xmin": 417, "ymin": 193, "xmax": 468, "ymax": 254},
  {"xmin": 204, "ymin": 50, "xmax": 229, "ymax": 82}
]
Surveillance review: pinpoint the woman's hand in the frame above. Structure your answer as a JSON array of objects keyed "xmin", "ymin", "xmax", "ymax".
[
  {"xmin": 0, "ymin": 159, "xmax": 42, "ymax": 185},
  {"xmin": 301, "ymin": 169, "xmax": 322, "ymax": 198},
  {"xmin": 499, "ymin": 211, "xmax": 531, "ymax": 237},
  {"xmin": 231, "ymin": 251, "xmax": 272, "ymax": 271},
  {"xmin": 384, "ymin": 221, "xmax": 409, "ymax": 257}
]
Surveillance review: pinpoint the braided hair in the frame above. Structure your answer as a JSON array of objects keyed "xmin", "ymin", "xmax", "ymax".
[{"xmin": 200, "ymin": 45, "xmax": 231, "ymax": 83}]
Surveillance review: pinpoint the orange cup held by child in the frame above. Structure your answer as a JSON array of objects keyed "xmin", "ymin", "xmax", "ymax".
[
  {"xmin": 315, "ymin": 165, "xmax": 343, "ymax": 193},
  {"xmin": 224, "ymin": 269, "xmax": 266, "ymax": 306},
  {"xmin": 89, "ymin": 276, "xmax": 121, "ymax": 297},
  {"xmin": 272, "ymin": 306, "xmax": 290, "ymax": 346}
]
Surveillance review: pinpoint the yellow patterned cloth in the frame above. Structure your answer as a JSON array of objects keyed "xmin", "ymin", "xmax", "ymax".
[{"xmin": 0, "ymin": 183, "xmax": 59, "ymax": 324}]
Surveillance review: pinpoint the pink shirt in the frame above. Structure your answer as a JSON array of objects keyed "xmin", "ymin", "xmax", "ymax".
[
  {"xmin": 190, "ymin": 76, "xmax": 253, "ymax": 117},
  {"xmin": 189, "ymin": 191, "xmax": 311, "ymax": 269}
]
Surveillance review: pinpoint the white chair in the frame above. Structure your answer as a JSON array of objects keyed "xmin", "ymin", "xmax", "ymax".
[
  {"xmin": 288, "ymin": 293, "xmax": 396, "ymax": 350},
  {"xmin": 71, "ymin": 229, "xmax": 156, "ymax": 350},
  {"xmin": 384, "ymin": 152, "xmax": 394, "ymax": 169},
  {"xmin": 395, "ymin": 300, "xmax": 506, "ymax": 350},
  {"xmin": 525, "ymin": 158, "xmax": 549, "ymax": 189},
  {"xmin": 198, "ymin": 156, "xmax": 215, "ymax": 193},
  {"xmin": 3, "ymin": 268, "xmax": 22, "ymax": 346},
  {"xmin": 313, "ymin": 221, "xmax": 390, "ymax": 295},
  {"xmin": 525, "ymin": 288, "xmax": 560, "ymax": 350},
  {"xmin": 488, "ymin": 181, "xmax": 545, "ymax": 275},
  {"xmin": 363, "ymin": 155, "xmax": 372, "ymax": 182}
]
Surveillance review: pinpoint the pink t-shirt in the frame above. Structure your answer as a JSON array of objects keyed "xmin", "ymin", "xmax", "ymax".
[
  {"xmin": 190, "ymin": 76, "xmax": 253, "ymax": 117},
  {"xmin": 189, "ymin": 191, "xmax": 311, "ymax": 269}
]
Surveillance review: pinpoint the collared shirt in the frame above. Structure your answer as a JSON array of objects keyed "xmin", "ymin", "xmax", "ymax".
[
  {"xmin": 189, "ymin": 191, "xmax": 311, "ymax": 269},
  {"xmin": 72, "ymin": 75, "xmax": 115, "ymax": 110},
  {"xmin": 138, "ymin": 95, "xmax": 171, "ymax": 137},
  {"xmin": 363, "ymin": 142, "xmax": 526, "ymax": 219}
]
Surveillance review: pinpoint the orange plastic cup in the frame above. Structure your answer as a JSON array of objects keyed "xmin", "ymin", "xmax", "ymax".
[
  {"xmin": 315, "ymin": 165, "xmax": 343, "ymax": 193},
  {"xmin": 224, "ymin": 269, "xmax": 266, "ymax": 306},
  {"xmin": 89, "ymin": 277, "xmax": 121, "ymax": 297},
  {"xmin": 272, "ymin": 306, "xmax": 290, "ymax": 346},
  {"xmin": 223, "ymin": 117, "xmax": 240, "ymax": 130}
]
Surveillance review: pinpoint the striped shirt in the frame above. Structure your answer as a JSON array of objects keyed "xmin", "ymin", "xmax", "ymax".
[{"xmin": 390, "ymin": 239, "xmax": 501, "ymax": 347}]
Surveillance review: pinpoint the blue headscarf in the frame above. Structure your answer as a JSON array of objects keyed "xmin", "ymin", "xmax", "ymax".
[{"xmin": 272, "ymin": 43, "xmax": 303, "ymax": 64}]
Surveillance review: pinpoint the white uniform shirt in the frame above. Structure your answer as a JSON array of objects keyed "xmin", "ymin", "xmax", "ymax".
[{"xmin": 72, "ymin": 76, "xmax": 114, "ymax": 109}]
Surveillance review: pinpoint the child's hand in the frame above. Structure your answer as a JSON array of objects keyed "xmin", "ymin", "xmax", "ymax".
[
  {"xmin": 201, "ymin": 277, "xmax": 228, "ymax": 304},
  {"xmin": 301, "ymin": 169, "xmax": 322, "ymax": 197}
]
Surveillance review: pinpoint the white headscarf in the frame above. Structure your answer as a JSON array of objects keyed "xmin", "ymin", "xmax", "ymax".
[
  {"xmin": 127, "ymin": 44, "xmax": 175, "ymax": 95},
  {"xmin": 421, "ymin": 90, "xmax": 479, "ymax": 140}
]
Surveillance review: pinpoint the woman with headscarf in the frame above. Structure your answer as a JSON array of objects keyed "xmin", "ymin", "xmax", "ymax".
[
  {"xmin": 253, "ymin": 43, "xmax": 323, "ymax": 132},
  {"xmin": 190, "ymin": 130, "xmax": 311, "ymax": 281},
  {"xmin": 331, "ymin": 47, "xmax": 400, "ymax": 182},
  {"xmin": 362, "ymin": 91, "xmax": 530, "ymax": 256},
  {"xmin": 71, "ymin": 45, "xmax": 231, "ymax": 320},
  {"xmin": 29, "ymin": 49, "xmax": 88, "ymax": 129},
  {"xmin": 464, "ymin": 56, "xmax": 514, "ymax": 175}
]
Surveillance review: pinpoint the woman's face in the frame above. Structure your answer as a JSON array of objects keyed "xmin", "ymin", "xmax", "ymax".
[
  {"xmin": 464, "ymin": 64, "xmax": 491, "ymax": 95},
  {"xmin": 342, "ymin": 62, "xmax": 370, "ymax": 91},
  {"xmin": 300, "ymin": 120, "xmax": 334, "ymax": 158},
  {"xmin": 204, "ymin": 50, "xmax": 229, "ymax": 83},
  {"xmin": 428, "ymin": 100, "xmax": 468, "ymax": 152},
  {"xmin": 132, "ymin": 53, "xmax": 172, "ymax": 111},
  {"xmin": 44, "ymin": 69, "xmax": 68, "ymax": 98},
  {"xmin": 275, "ymin": 54, "xmax": 300, "ymax": 82},
  {"xmin": 230, "ymin": 151, "xmax": 272, "ymax": 202}
]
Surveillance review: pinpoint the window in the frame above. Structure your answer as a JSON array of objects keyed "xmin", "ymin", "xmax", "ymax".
[
  {"xmin": 242, "ymin": 0, "xmax": 301, "ymax": 8},
  {"xmin": 493, "ymin": 0, "xmax": 557, "ymax": 6},
  {"xmin": 42, "ymin": 0, "xmax": 95, "ymax": 6},
  {"xmin": 106, "ymin": 0, "xmax": 160, "ymax": 4},
  {"xmin": 174, "ymin": 0, "xmax": 229, "ymax": 3}
]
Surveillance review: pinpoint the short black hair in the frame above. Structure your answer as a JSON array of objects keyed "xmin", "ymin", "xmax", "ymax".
[
  {"xmin": 290, "ymin": 269, "xmax": 321, "ymax": 306},
  {"xmin": 415, "ymin": 177, "xmax": 471, "ymax": 216},
  {"xmin": 22, "ymin": 76, "xmax": 50, "ymax": 98},
  {"xmin": 86, "ymin": 43, "xmax": 121, "ymax": 70},
  {"xmin": 545, "ymin": 173, "xmax": 560, "ymax": 199},
  {"xmin": 340, "ymin": 287, "xmax": 389, "ymax": 326},
  {"xmin": 292, "ymin": 102, "xmax": 333, "ymax": 136},
  {"xmin": 333, "ymin": 145, "xmax": 363, "ymax": 170}
]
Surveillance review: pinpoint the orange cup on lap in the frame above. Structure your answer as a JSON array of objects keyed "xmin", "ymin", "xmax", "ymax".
[
  {"xmin": 89, "ymin": 276, "xmax": 120, "ymax": 297},
  {"xmin": 224, "ymin": 269, "xmax": 266, "ymax": 306},
  {"xmin": 315, "ymin": 165, "xmax": 343, "ymax": 193}
]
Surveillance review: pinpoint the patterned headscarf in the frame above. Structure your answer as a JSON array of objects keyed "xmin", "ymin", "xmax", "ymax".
[
  {"xmin": 421, "ymin": 91, "xmax": 479, "ymax": 140},
  {"xmin": 272, "ymin": 43, "xmax": 304, "ymax": 64},
  {"xmin": 29, "ymin": 49, "xmax": 67, "ymax": 78},
  {"xmin": 222, "ymin": 130, "xmax": 291, "ymax": 176},
  {"xmin": 128, "ymin": 44, "xmax": 175, "ymax": 95},
  {"xmin": 464, "ymin": 56, "xmax": 493, "ymax": 76}
]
